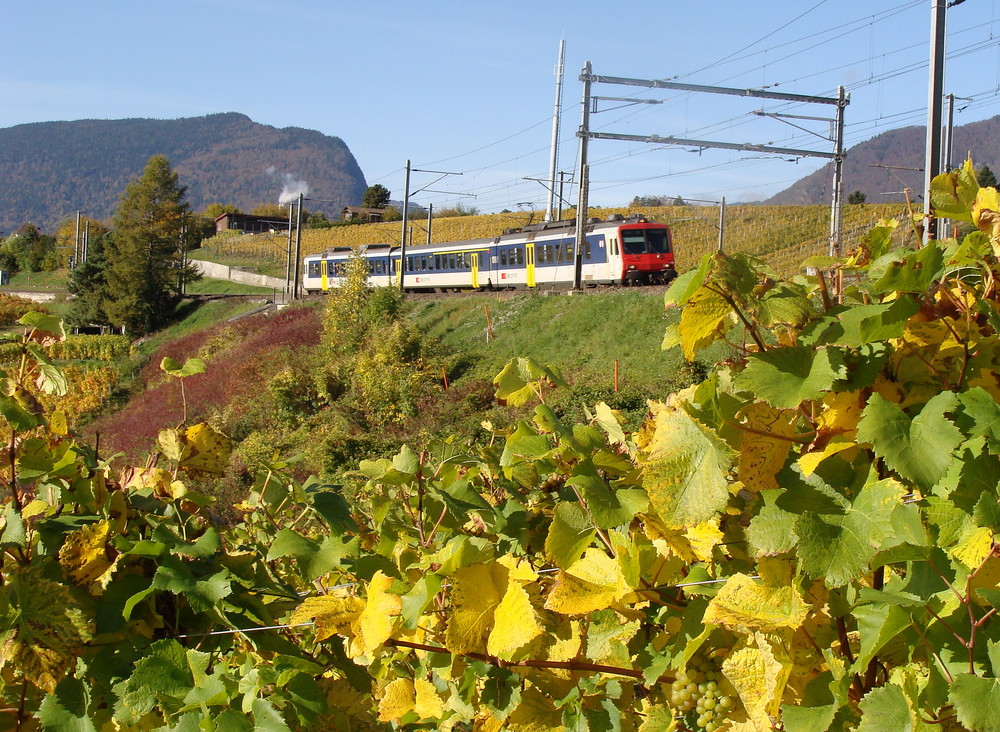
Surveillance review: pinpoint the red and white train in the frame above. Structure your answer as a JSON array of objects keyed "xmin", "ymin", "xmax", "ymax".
[{"xmin": 303, "ymin": 213, "xmax": 676, "ymax": 293}]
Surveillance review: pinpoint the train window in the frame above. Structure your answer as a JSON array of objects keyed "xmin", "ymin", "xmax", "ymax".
[
  {"xmin": 516, "ymin": 248, "xmax": 524, "ymax": 265},
  {"xmin": 368, "ymin": 261, "xmax": 375, "ymax": 273},
  {"xmin": 584, "ymin": 242, "xmax": 592, "ymax": 260},
  {"xmin": 500, "ymin": 249, "xmax": 508, "ymax": 266},
  {"xmin": 327, "ymin": 261, "xmax": 337, "ymax": 276},
  {"xmin": 622, "ymin": 231, "xmax": 646, "ymax": 255},
  {"xmin": 448, "ymin": 253, "xmax": 456, "ymax": 269},
  {"xmin": 308, "ymin": 261, "xmax": 320, "ymax": 277},
  {"xmin": 565, "ymin": 243, "xmax": 574, "ymax": 261},
  {"xmin": 647, "ymin": 228, "xmax": 671, "ymax": 254}
]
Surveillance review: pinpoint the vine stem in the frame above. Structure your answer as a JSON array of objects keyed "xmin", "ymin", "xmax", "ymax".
[{"xmin": 384, "ymin": 638, "xmax": 646, "ymax": 681}]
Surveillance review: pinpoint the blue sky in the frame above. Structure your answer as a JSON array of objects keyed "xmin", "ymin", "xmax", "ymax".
[{"xmin": 4, "ymin": 1, "xmax": 1000, "ymax": 212}]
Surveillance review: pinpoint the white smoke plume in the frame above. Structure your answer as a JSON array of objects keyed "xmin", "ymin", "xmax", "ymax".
[{"xmin": 265, "ymin": 167, "xmax": 310, "ymax": 205}]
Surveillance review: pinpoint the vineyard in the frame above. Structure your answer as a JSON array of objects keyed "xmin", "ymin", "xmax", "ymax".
[
  {"xmin": 198, "ymin": 203, "xmax": 910, "ymax": 280},
  {"xmin": 1, "ymin": 161, "xmax": 1000, "ymax": 730}
]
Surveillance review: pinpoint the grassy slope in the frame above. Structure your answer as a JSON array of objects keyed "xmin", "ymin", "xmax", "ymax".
[{"xmin": 409, "ymin": 290, "xmax": 724, "ymax": 399}]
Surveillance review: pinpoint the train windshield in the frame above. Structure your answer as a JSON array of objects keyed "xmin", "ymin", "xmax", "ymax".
[{"xmin": 622, "ymin": 227, "xmax": 671, "ymax": 254}]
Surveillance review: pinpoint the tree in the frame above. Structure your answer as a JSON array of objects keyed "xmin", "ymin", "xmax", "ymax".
[
  {"xmin": 102, "ymin": 155, "xmax": 201, "ymax": 336},
  {"xmin": 977, "ymin": 164, "xmax": 997, "ymax": 189},
  {"xmin": 202, "ymin": 202, "xmax": 240, "ymax": 218},
  {"xmin": 361, "ymin": 184, "xmax": 390, "ymax": 209},
  {"xmin": 66, "ymin": 231, "xmax": 111, "ymax": 329},
  {"xmin": 847, "ymin": 189, "xmax": 867, "ymax": 204}
]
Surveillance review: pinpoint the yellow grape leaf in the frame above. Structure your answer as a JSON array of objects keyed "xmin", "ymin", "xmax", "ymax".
[
  {"xmin": 970, "ymin": 554, "xmax": 1000, "ymax": 605},
  {"xmin": 58, "ymin": 519, "xmax": 116, "ymax": 589},
  {"xmin": 703, "ymin": 573, "xmax": 808, "ymax": 635},
  {"xmin": 413, "ymin": 678, "xmax": 444, "ymax": 720},
  {"xmin": 157, "ymin": 427, "xmax": 188, "ymax": 462},
  {"xmin": 797, "ymin": 436, "xmax": 859, "ymax": 477},
  {"xmin": 127, "ymin": 467, "xmax": 173, "ymax": 497},
  {"xmin": 545, "ymin": 548, "xmax": 632, "ymax": 615},
  {"xmin": 507, "ymin": 685, "xmax": 564, "ymax": 732},
  {"xmin": 180, "ymin": 423, "xmax": 232, "ymax": 475},
  {"xmin": 949, "ymin": 526, "xmax": 994, "ymax": 569},
  {"xmin": 684, "ymin": 520, "xmax": 724, "ymax": 563},
  {"xmin": 973, "ymin": 185, "xmax": 1000, "ymax": 236},
  {"xmin": 487, "ymin": 581, "xmax": 543, "ymax": 660},
  {"xmin": 49, "ymin": 410, "xmax": 69, "ymax": 436},
  {"xmin": 377, "ymin": 678, "xmax": 415, "ymax": 723},
  {"xmin": 445, "ymin": 562, "xmax": 507, "ymax": 655},
  {"xmin": 498, "ymin": 554, "xmax": 539, "ymax": 584},
  {"xmin": 968, "ymin": 369, "xmax": 1000, "ymax": 402},
  {"xmin": 0, "ymin": 567, "xmax": 93, "ymax": 693},
  {"xmin": 722, "ymin": 633, "xmax": 792, "ymax": 731},
  {"xmin": 474, "ymin": 713, "xmax": 506, "ymax": 732},
  {"xmin": 736, "ymin": 403, "xmax": 797, "ymax": 493},
  {"xmin": 290, "ymin": 595, "xmax": 364, "ymax": 642},
  {"xmin": 644, "ymin": 518, "xmax": 697, "ymax": 564},
  {"xmin": 351, "ymin": 570, "xmax": 401, "ymax": 657},
  {"xmin": 816, "ymin": 390, "xmax": 865, "ymax": 437},
  {"xmin": 679, "ymin": 287, "xmax": 733, "ymax": 361}
]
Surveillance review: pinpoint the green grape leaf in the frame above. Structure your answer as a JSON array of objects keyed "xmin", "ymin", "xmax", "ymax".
[
  {"xmin": 38, "ymin": 675, "xmax": 97, "ymax": 732},
  {"xmin": 871, "ymin": 243, "xmax": 945, "ymax": 294},
  {"xmin": 545, "ymin": 501, "xmax": 595, "ymax": 569},
  {"xmin": 949, "ymin": 673, "xmax": 1000, "ymax": 732},
  {"xmin": 735, "ymin": 346, "xmax": 847, "ymax": 409},
  {"xmin": 638, "ymin": 402, "xmax": 734, "ymax": 529},
  {"xmin": 852, "ymin": 603, "xmax": 913, "ymax": 674},
  {"xmin": 857, "ymin": 683, "xmax": 917, "ymax": 732},
  {"xmin": 113, "ymin": 639, "xmax": 192, "ymax": 723},
  {"xmin": 795, "ymin": 478, "xmax": 902, "ymax": 587},
  {"xmin": 20, "ymin": 311, "xmax": 66, "ymax": 339},
  {"xmin": 160, "ymin": 357, "xmax": 206, "ymax": 378},
  {"xmin": 664, "ymin": 253, "xmax": 712, "ymax": 307},
  {"xmin": 857, "ymin": 392, "xmax": 962, "ymax": 491},
  {"xmin": 493, "ymin": 357, "xmax": 566, "ymax": 407},
  {"xmin": 308, "ymin": 487, "xmax": 359, "ymax": 534},
  {"xmin": 747, "ymin": 490, "xmax": 799, "ymax": 556},
  {"xmin": 930, "ymin": 157, "xmax": 979, "ymax": 223},
  {"xmin": 251, "ymin": 698, "xmax": 292, "ymax": 732}
]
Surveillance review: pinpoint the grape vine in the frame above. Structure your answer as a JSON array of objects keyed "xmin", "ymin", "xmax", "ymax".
[{"xmin": 0, "ymin": 159, "xmax": 997, "ymax": 730}]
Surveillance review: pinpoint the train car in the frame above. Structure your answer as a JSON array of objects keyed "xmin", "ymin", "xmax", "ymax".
[{"xmin": 302, "ymin": 213, "xmax": 675, "ymax": 294}]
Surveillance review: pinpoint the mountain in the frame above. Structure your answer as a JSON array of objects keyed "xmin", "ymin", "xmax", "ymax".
[
  {"xmin": 0, "ymin": 113, "xmax": 368, "ymax": 234},
  {"xmin": 765, "ymin": 115, "xmax": 1000, "ymax": 205}
]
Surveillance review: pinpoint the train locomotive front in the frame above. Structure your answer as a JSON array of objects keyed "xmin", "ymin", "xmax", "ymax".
[{"xmin": 611, "ymin": 217, "xmax": 676, "ymax": 285}]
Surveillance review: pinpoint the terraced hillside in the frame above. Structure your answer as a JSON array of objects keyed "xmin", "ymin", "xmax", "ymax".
[{"xmin": 198, "ymin": 203, "xmax": 912, "ymax": 279}]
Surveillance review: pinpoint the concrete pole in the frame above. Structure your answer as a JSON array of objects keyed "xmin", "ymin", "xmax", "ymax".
[
  {"xmin": 293, "ymin": 193, "xmax": 303, "ymax": 299},
  {"xmin": 923, "ymin": 0, "xmax": 947, "ymax": 243},
  {"xmin": 545, "ymin": 40, "xmax": 566, "ymax": 222},
  {"xmin": 574, "ymin": 62, "xmax": 593, "ymax": 290},
  {"xmin": 400, "ymin": 159, "xmax": 411, "ymax": 292}
]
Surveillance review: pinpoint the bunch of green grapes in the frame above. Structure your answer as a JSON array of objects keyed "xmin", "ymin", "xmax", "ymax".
[{"xmin": 668, "ymin": 653, "xmax": 739, "ymax": 731}]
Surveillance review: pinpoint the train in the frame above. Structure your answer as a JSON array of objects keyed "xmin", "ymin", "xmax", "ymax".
[{"xmin": 302, "ymin": 213, "xmax": 676, "ymax": 294}]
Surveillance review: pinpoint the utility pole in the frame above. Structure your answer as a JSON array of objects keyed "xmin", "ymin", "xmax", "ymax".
[
  {"xmin": 293, "ymin": 192, "xmax": 303, "ymax": 298},
  {"xmin": 941, "ymin": 92, "xmax": 956, "ymax": 239},
  {"xmin": 545, "ymin": 40, "xmax": 566, "ymax": 223},
  {"xmin": 574, "ymin": 62, "xmax": 593, "ymax": 290},
  {"xmin": 717, "ymin": 197, "xmax": 727, "ymax": 252},
  {"xmin": 74, "ymin": 211, "xmax": 81, "ymax": 269},
  {"xmin": 426, "ymin": 204, "xmax": 433, "ymax": 246},
  {"xmin": 829, "ymin": 86, "xmax": 848, "ymax": 257},
  {"xmin": 923, "ymin": 0, "xmax": 947, "ymax": 243},
  {"xmin": 285, "ymin": 203, "xmax": 295, "ymax": 296},
  {"xmin": 400, "ymin": 159, "xmax": 411, "ymax": 292}
]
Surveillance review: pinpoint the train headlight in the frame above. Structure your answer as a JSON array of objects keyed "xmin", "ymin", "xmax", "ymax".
[{"xmin": 627, "ymin": 264, "xmax": 637, "ymax": 271}]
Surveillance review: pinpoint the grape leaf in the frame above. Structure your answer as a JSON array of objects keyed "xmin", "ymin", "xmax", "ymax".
[
  {"xmin": 444, "ymin": 562, "xmax": 506, "ymax": 655},
  {"xmin": 545, "ymin": 501, "xmax": 595, "ymax": 569},
  {"xmin": 638, "ymin": 401, "xmax": 734, "ymax": 529},
  {"xmin": 949, "ymin": 673, "xmax": 1000, "ymax": 732},
  {"xmin": 735, "ymin": 346, "xmax": 847, "ymax": 410},
  {"xmin": 37, "ymin": 675, "xmax": 97, "ymax": 732},
  {"xmin": 857, "ymin": 683, "xmax": 917, "ymax": 732},
  {"xmin": 352, "ymin": 570, "xmax": 401, "ymax": 656},
  {"xmin": 487, "ymin": 580, "xmax": 543, "ymax": 660},
  {"xmin": 703, "ymin": 573, "xmax": 809, "ymax": 634},
  {"xmin": 545, "ymin": 548, "xmax": 632, "ymax": 615},
  {"xmin": 289, "ymin": 595, "xmax": 363, "ymax": 642},
  {"xmin": 857, "ymin": 392, "xmax": 962, "ymax": 491}
]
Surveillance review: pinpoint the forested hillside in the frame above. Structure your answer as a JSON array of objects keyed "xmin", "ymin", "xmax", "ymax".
[
  {"xmin": 0, "ymin": 113, "xmax": 367, "ymax": 234},
  {"xmin": 766, "ymin": 113, "xmax": 1000, "ymax": 204}
]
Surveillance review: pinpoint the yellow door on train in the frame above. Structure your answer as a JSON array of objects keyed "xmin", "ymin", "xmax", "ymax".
[
  {"xmin": 321, "ymin": 261, "xmax": 328, "ymax": 291},
  {"xmin": 471, "ymin": 252, "xmax": 480, "ymax": 288},
  {"xmin": 526, "ymin": 243, "xmax": 536, "ymax": 288}
]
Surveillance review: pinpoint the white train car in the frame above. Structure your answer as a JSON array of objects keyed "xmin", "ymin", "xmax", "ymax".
[{"xmin": 302, "ymin": 214, "xmax": 675, "ymax": 294}]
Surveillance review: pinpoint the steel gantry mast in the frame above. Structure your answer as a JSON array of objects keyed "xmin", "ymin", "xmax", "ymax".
[{"xmin": 572, "ymin": 65, "xmax": 850, "ymax": 287}]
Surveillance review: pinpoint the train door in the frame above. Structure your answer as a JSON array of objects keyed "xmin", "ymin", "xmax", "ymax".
[
  {"xmin": 321, "ymin": 260, "xmax": 329, "ymax": 291},
  {"xmin": 470, "ymin": 252, "xmax": 480, "ymax": 288},
  {"xmin": 526, "ymin": 243, "xmax": 536, "ymax": 287}
]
